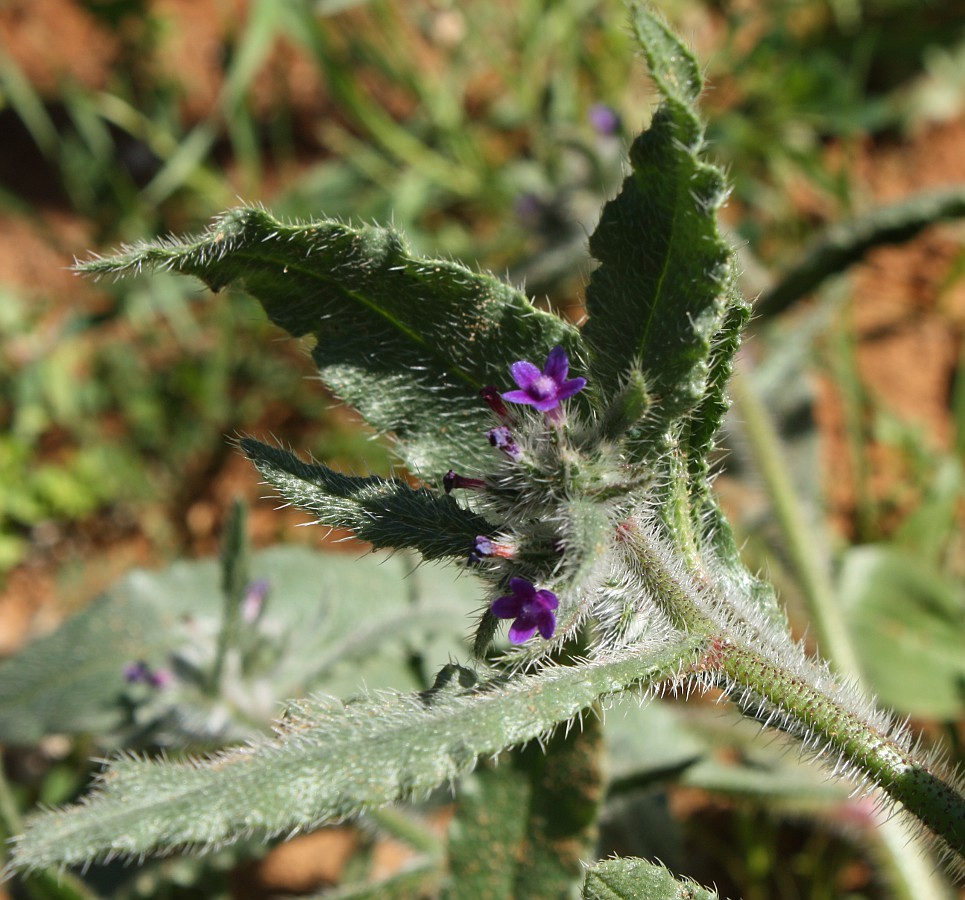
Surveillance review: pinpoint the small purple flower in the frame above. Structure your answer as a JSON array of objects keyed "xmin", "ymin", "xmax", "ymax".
[
  {"xmin": 588, "ymin": 102, "xmax": 621, "ymax": 136},
  {"xmin": 490, "ymin": 576, "xmax": 559, "ymax": 643},
  {"xmin": 488, "ymin": 426, "xmax": 521, "ymax": 460},
  {"xmin": 501, "ymin": 345, "xmax": 586, "ymax": 420}
]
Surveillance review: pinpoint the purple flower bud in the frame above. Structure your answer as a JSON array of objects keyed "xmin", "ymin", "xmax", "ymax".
[
  {"xmin": 242, "ymin": 578, "xmax": 270, "ymax": 623},
  {"xmin": 480, "ymin": 385, "xmax": 512, "ymax": 422},
  {"xmin": 488, "ymin": 426, "xmax": 521, "ymax": 460},
  {"xmin": 490, "ymin": 576, "xmax": 559, "ymax": 643},
  {"xmin": 501, "ymin": 345, "xmax": 586, "ymax": 421},
  {"xmin": 443, "ymin": 470, "xmax": 487, "ymax": 494},
  {"xmin": 588, "ymin": 102, "xmax": 621, "ymax": 136},
  {"xmin": 470, "ymin": 535, "xmax": 516, "ymax": 563}
]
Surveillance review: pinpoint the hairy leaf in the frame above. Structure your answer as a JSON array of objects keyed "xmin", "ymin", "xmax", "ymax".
[
  {"xmin": 583, "ymin": 857, "xmax": 720, "ymax": 900},
  {"xmin": 10, "ymin": 639, "xmax": 703, "ymax": 870},
  {"xmin": 582, "ymin": 7, "xmax": 735, "ymax": 460},
  {"xmin": 241, "ymin": 437, "xmax": 491, "ymax": 560},
  {"xmin": 79, "ymin": 210, "xmax": 585, "ymax": 478}
]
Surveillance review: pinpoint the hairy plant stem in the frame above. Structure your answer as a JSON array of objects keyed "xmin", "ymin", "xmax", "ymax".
[
  {"xmin": 719, "ymin": 642, "xmax": 965, "ymax": 858},
  {"xmin": 622, "ymin": 520, "xmax": 965, "ymax": 864},
  {"xmin": 732, "ymin": 365, "xmax": 955, "ymax": 899}
]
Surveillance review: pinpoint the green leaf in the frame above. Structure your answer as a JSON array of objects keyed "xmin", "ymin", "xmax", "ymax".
[
  {"xmin": 582, "ymin": 7, "xmax": 735, "ymax": 460},
  {"xmin": 9, "ymin": 639, "xmax": 703, "ymax": 870},
  {"xmin": 0, "ymin": 591, "xmax": 166, "ymax": 745},
  {"xmin": 0, "ymin": 548, "xmax": 477, "ymax": 745},
  {"xmin": 79, "ymin": 209, "xmax": 585, "ymax": 478},
  {"xmin": 838, "ymin": 545, "xmax": 965, "ymax": 718},
  {"xmin": 241, "ymin": 437, "xmax": 491, "ymax": 560},
  {"xmin": 582, "ymin": 857, "xmax": 721, "ymax": 900}
]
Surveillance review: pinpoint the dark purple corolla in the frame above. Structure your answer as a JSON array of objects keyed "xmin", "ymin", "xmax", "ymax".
[
  {"xmin": 490, "ymin": 576, "xmax": 559, "ymax": 643},
  {"xmin": 501, "ymin": 345, "xmax": 586, "ymax": 420}
]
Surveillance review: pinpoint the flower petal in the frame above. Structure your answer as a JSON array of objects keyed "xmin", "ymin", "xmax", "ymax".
[
  {"xmin": 536, "ymin": 609, "xmax": 557, "ymax": 639},
  {"xmin": 534, "ymin": 589, "xmax": 559, "ymax": 611},
  {"xmin": 501, "ymin": 389, "xmax": 538, "ymax": 407},
  {"xmin": 509, "ymin": 360, "xmax": 542, "ymax": 390},
  {"xmin": 528, "ymin": 395, "xmax": 563, "ymax": 412},
  {"xmin": 543, "ymin": 345, "xmax": 569, "ymax": 383},
  {"xmin": 491, "ymin": 595, "xmax": 523, "ymax": 618},
  {"xmin": 508, "ymin": 621, "xmax": 538, "ymax": 643},
  {"xmin": 507, "ymin": 576, "xmax": 536, "ymax": 599}
]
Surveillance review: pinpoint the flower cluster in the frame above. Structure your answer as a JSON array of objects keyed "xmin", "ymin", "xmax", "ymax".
[{"xmin": 446, "ymin": 346, "xmax": 588, "ymax": 645}]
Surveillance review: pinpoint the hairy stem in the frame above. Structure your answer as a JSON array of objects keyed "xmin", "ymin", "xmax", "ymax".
[
  {"xmin": 622, "ymin": 518, "xmax": 965, "ymax": 865},
  {"xmin": 719, "ymin": 640, "xmax": 965, "ymax": 860}
]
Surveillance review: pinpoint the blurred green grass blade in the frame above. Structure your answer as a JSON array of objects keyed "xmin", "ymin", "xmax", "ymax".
[
  {"xmin": 757, "ymin": 186, "xmax": 965, "ymax": 319},
  {"xmin": 140, "ymin": 121, "xmax": 221, "ymax": 207},
  {"xmin": 211, "ymin": 498, "xmax": 249, "ymax": 693},
  {"xmin": 286, "ymin": 3, "xmax": 482, "ymax": 198},
  {"xmin": 0, "ymin": 52, "xmax": 58, "ymax": 156},
  {"xmin": 94, "ymin": 93, "xmax": 228, "ymax": 205},
  {"xmin": 143, "ymin": 0, "xmax": 289, "ymax": 205}
]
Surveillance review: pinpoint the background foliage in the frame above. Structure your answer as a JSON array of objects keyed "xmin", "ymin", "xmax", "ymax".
[{"xmin": 1, "ymin": 0, "xmax": 965, "ymax": 897}]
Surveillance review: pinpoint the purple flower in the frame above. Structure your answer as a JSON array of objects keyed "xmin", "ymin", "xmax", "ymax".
[
  {"xmin": 123, "ymin": 660, "xmax": 152, "ymax": 684},
  {"xmin": 491, "ymin": 576, "xmax": 559, "ymax": 643},
  {"xmin": 501, "ymin": 345, "xmax": 586, "ymax": 419},
  {"xmin": 588, "ymin": 102, "xmax": 621, "ymax": 136}
]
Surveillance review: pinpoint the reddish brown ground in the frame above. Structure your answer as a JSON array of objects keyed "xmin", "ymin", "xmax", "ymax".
[{"xmin": 1, "ymin": 2, "xmax": 963, "ymax": 897}]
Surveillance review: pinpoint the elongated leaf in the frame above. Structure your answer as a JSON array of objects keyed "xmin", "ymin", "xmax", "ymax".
[
  {"xmin": 583, "ymin": 857, "xmax": 720, "ymax": 900},
  {"xmin": 10, "ymin": 639, "xmax": 704, "ymax": 870},
  {"xmin": 241, "ymin": 438, "xmax": 491, "ymax": 559},
  {"xmin": 78, "ymin": 209, "xmax": 585, "ymax": 478},
  {"xmin": 582, "ymin": 8, "xmax": 734, "ymax": 459}
]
